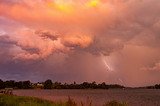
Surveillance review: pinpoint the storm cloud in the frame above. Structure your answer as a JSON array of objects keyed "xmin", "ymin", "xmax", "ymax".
[{"xmin": 0, "ymin": 0, "xmax": 160, "ymax": 86}]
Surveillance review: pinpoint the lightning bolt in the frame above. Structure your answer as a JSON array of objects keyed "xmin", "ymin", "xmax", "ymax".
[{"xmin": 100, "ymin": 53, "xmax": 113, "ymax": 72}]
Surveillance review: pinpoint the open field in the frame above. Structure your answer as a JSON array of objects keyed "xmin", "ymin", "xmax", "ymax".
[{"xmin": 13, "ymin": 89, "xmax": 160, "ymax": 106}]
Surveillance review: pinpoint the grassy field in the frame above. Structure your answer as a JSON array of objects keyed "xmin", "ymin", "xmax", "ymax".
[
  {"xmin": 0, "ymin": 94, "xmax": 127, "ymax": 106},
  {"xmin": 0, "ymin": 94, "xmax": 66, "ymax": 106}
]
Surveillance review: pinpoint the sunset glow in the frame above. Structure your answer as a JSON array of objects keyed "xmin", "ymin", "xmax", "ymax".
[
  {"xmin": 87, "ymin": 0, "xmax": 100, "ymax": 7},
  {"xmin": 48, "ymin": 1, "xmax": 73, "ymax": 13}
]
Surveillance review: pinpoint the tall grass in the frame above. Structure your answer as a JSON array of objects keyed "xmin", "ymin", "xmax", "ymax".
[
  {"xmin": 0, "ymin": 94, "xmax": 64, "ymax": 106},
  {"xmin": 0, "ymin": 95, "xmax": 128, "ymax": 106},
  {"xmin": 104, "ymin": 100, "xmax": 128, "ymax": 106}
]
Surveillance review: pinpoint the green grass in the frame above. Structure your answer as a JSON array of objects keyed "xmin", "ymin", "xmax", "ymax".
[
  {"xmin": 0, "ymin": 95, "xmax": 128, "ymax": 106},
  {"xmin": 0, "ymin": 95, "xmax": 66, "ymax": 106}
]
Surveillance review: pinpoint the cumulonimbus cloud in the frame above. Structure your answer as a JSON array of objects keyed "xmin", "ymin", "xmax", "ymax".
[{"xmin": 1, "ymin": 0, "xmax": 160, "ymax": 86}]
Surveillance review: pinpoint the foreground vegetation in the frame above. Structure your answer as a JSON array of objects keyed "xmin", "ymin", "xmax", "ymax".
[
  {"xmin": 0, "ymin": 95, "xmax": 128, "ymax": 106},
  {"xmin": 0, "ymin": 94, "xmax": 63, "ymax": 106}
]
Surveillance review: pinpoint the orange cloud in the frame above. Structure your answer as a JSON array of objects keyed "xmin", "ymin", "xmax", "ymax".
[{"xmin": 0, "ymin": 0, "xmax": 126, "ymax": 60}]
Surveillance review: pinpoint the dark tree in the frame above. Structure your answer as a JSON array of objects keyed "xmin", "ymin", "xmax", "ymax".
[
  {"xmin": 22, "ymin": 81, "xmax": 31, "ymax": 89},
  {"xmin": 53, "ymin": 82, "xmax": 62, "ymax": 89},
  {"xmin": 155, "ymin": 84, "xmax": 160, "ymax": 89},
  {"xmin": 98, "ymin": 82, "xmax": 108, "ymax": 89},
  {"xmin": 81, "ymin": 82, "xmax": 90, "ymax": 89},
  {"xmin": 44, "ymin": 79, "xmax": 53, "ymax": 89},
  {"xmin": 90, "ymin": 81, "xmax": 97, "ymax": 89},
  {"xmin": 5, "ymin": 80, "xmax": 15, "ymax": 88},
  {"xmin": 0, "ymin": 79, "xmax": 5, "ymax": 89},
  {"xmin": 15, "ymin": 81, "xmax": 23, "ymax": 89}
]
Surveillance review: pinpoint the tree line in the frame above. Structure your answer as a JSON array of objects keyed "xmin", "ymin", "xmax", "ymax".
[
  {"xmin": 146, "ymin": 84, "xmax": 160, "ymax": 89},
  {"xmin": 0, "ymin": 79, "xmax": 31, "ymax": 89},
  {"xmin": 0, "ymin": 79, "xmax": 125, "ymax": 89}
]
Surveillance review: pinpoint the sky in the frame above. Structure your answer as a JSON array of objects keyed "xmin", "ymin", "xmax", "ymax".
[{"xmin": 0, "ymin": 0, "xmax": 160, "ymax": 87}]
